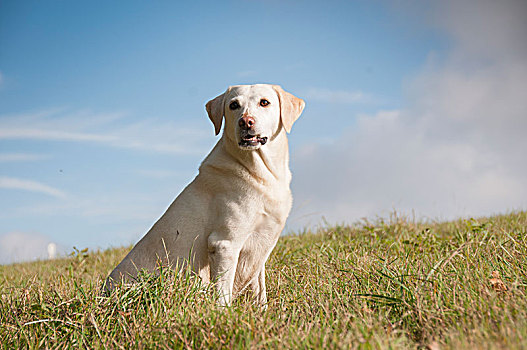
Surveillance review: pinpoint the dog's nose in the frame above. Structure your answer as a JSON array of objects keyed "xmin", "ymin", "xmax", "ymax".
[{"xmin": 238, "ymin": 116, "xmax": 255, "ymax": 130}]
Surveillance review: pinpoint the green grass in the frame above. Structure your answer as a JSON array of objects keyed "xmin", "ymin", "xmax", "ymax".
[{"xmin": 1, "ymin": 211, "xmax": 526, "ymax": 349}]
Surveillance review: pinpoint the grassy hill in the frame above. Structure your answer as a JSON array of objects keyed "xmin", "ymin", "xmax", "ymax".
[{"xmin": 1, "ymin": 212, "xmax": 526, "ymax": 349}]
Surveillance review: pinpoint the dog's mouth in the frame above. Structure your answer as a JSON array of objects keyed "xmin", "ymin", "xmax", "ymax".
[{"xmin": 238, "ymin": 134, "xmax": 268, "ymax": 148}]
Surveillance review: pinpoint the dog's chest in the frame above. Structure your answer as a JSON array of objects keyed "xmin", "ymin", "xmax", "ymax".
[
  {"xmin": 234, "ymin": 186, "xmax": 290, "ymax": 277},
  {"xmin": 258, "ymin": 184, "xmax": 292, "ymax": 227}
]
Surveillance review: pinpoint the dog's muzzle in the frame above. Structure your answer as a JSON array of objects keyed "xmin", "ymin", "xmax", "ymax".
[{"xmin": 238, "ymin": 115, "xmax": 267, "ymax": 148}]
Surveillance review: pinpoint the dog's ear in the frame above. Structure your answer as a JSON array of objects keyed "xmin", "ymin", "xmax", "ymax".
[
  {"xmin": 206, "ymin": 91, "xmax": 227, "ymax": 136},
  {"xmin": 273, "ymin": 85, "xmax": 305, "ymax": 133}
]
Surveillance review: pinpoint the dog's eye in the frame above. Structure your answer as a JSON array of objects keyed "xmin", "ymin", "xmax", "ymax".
[
  {"xmin": 259, "ymin": 99, "xmax": 270, "ymax": 107},
  {"xmin": 229, "ymin": 101, "xmax": 240, "ymax": 110}
]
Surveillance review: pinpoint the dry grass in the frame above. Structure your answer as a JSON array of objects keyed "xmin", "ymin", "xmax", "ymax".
[{"xmin": 1, "ymin": 211, "xmax": 526, "ymax": 349}]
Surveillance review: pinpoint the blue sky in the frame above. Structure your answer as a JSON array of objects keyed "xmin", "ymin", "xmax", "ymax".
[{"xmin": 1, "ymin": 0, "xmax": 526, "ymax": 264}]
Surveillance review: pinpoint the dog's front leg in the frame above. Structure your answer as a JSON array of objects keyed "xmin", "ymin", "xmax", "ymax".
[
  {"xmin": 207, "ymin": 233, "xmax": 246, "ymax": 306},
  {"xmin": 250, "ymin": 265, "xmax": 267, "ymax": 308}
]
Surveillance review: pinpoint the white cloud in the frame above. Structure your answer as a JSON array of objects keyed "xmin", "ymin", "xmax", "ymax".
[
  {"xmin": 303, "ymin": 87, "xmax": 368, "ymax": 104},
  {"xmin": 289, "ymin": 0, "xmax": 527, "ymax": 228},
  {"xmin": 1, "ymin": 193, "xmax": 169, "ymax": 249},
  {"xmin": 433, "ymin": 0, "xmax": 527, "ymax": 61},
  {"xmin": 0, "ymin": 128, "xmax": 115, "ymax": 142},
  {"xmin": 0, "ymin": 231, "xmax": 65, "ymax": 265},
  {"xmin": 0, "ymin": 109, "xmax": 213, "ymax": 155},
  {"xmin": 22, "ymin": 194, "xmax": 163, "ymax": 221},
  {"xmin": 0, "ymin": 177, "xmax": 67, "ymax": 198},
  {"xmin": 0, "ymin": 153, "xmax": 50, "ymax": 162}
]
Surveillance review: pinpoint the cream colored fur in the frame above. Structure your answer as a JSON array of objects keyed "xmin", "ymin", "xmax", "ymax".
[{"xmin": 105, "ymin": 84, "xmax": 305, "ymax": 306}]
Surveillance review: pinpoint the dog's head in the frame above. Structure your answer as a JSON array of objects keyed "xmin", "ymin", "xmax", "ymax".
[{"xmin": 206, "ymin": 84, "xmax": 305, "ymax": 150}]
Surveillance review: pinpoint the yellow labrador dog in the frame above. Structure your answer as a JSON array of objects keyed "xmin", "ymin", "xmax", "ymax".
[{"xmin": 105, "ymin": 84, "xmax": 304, "ymax": 306}]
